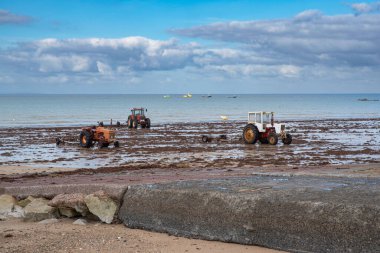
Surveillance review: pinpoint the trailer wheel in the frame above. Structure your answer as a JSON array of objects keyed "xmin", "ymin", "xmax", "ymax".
[
  {"xmin": 114, "ymin": 141, "xmax": 120, "ymax": 148},
  {"xmin": 146, "ymin": 118, "xmax": 151, "ymax": 129},
  {"xmin": 282, "ymin": 133, "xmax": 292, "ymax": 145},
  {"xmin": 267, "ymin": 133, "xmax": 278, "ymax": 145},
  {"xmin": 202, "ymin": 135, "xmax": 209, "ymax": 143},
  {"xmin": 132, "ymin": 119, "xmax": 138, "ymax": 129},
  {"xmin": 79, "ymin": 131, "xmax": 93, "ymax": 148},
  {"xmin": 243, "ymin": 124, "xmax": 259, "ymax": 144}
]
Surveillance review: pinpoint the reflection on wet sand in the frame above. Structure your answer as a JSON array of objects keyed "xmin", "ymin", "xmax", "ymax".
[{"xmin": 0, "ymin": 118, "xmax": 379, "ymax": 171}]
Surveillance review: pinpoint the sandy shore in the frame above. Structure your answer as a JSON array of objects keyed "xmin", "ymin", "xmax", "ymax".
[
  {"xmin": 0, "ymin": 118, "xmax": 379, "ymax": 172},
  {"xmin": 0, "ymin": 219, "xmax": 283, "ymax": 253}
]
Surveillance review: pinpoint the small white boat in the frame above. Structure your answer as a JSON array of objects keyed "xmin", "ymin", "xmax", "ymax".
[
  {"xmin": 163, "ymin": 95, "xmax": 171, "ymax": 99},
  {"xmin": 220, "ymin": 115, "xmax": 229, "ymax": 121},
  {"xmin": 183, "ymin": 93, "xmax": 192, "ymax": 98}
]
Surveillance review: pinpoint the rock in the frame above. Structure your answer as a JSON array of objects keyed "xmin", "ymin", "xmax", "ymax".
[
  {"xmin": 38, "ymin": 218, "xmax": 59, "ymax": 224},
  {"xmin": 7, "ymin": 205, "xmax": 24, "ymax": 218},
  {"xmin": 18, "ymin": 196, "xmax": 35, "ymax": 208},
  {"xmin": 73, "ymin": 218, "xmax": 87, "ymax": 225},
  {"xmin": 84, "ymin": 190, "xmax": 117, "ymax": 224},
  {"xmin": 59, "ymin": 207, "xmax": 79, "ymax": 218},
  {"xmin": 24, "ymin": 198, "xmax": 58, "ymax": 222},
  {"xmin": 0, "ymin": 214, "xmax": 6, "ymax": 221},
  {"xmin": 48, "ymin": 193, "xmax": 88, "ymax": 216},
  {"xmin": 0, "ymin": 194, "xmax": 17, "ymax": 215}
]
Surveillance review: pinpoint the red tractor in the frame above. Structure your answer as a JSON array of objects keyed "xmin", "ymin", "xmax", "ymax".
[{"xmin": 127, "ymin": 108, "xmax": 151, "ymax": 129}]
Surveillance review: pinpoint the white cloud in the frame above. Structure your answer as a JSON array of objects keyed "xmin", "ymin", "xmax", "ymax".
[
  {"xmin": 171, "ymin": 11, "xmax": 380, "ymax": 68},
  {"xmin": 0, "ymin": 9, "xmax": 33, "ymax": 25},
  {"xmin": 350, "ymin": 2, "xmax": 380, "ymax": 14},
  {"xmin": 0, "ymin": 9, "xmax": 379, "ymax": 92}
]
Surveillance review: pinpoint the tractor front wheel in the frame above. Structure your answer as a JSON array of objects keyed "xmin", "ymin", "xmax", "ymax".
[
  {"xmin": 243, "ymin": 124, "xmax": 259, "ymax": 144},
  {"xmin": 282, "ymin": 133, "xmax": 292, "ymax": 145},
  {"xmin": 98, "ymin": 136, "xmax": 109, "ymax": 148},
  {"xmin": 267, "ymin": 133, "xmax": 278, "ymax": 145},
  {"xmin": 132, "ymin": 119, "xmax": 138, "ymax": 129},
  {"xmin": 79, "ymin": 131, "xmax": 93, "ymax": 148}
]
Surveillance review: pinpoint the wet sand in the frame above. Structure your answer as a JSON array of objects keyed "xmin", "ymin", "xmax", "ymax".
[
  {"xmin": 0, "ymin": 118, "xmax": 379, "ymax": 173},
  {"xmin": 0, "ymin": 118, "xmax": 379, "ymax": 188}
]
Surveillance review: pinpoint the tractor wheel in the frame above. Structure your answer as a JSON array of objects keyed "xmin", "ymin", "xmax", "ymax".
[
  {"xmin": 282, "ymin": 133, "xmax": 292, "ymax": 145},
  {"xmin": 127, "ymin": 118, "xmax": 133, "ymax": 128},
  {"xmin": 114, "ymin": 141, "xmax": 120, "ymax": 148},
  {"xmin": 98, "ymin": 136, "xmax": 109, "ymax": 148},
  {"xmin": 243, "ymin": 124, "xmax": 259, "ymax": 144},
  {"xmin": 79, "ymin": 131, "xmax": 93, "ymax": 148},
  {"xmin": 202, "ymin": 135, "xmax": 209, "ymax": 143},
  {"xmin": 267, "ymin": 133, "xmax": 278, "ymax": 145},
  {"xmin": 132, "ymin": 119, "xmax": 138, "ymax": 129},
  {"xmin": 146, "ymin": 118, "xmax": 151, "ymax": 129}
]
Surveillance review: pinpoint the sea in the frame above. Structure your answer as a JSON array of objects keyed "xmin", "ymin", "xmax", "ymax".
[{"xmin": 0, "ymin": 94, "xmax": 379, "ymax": 128}]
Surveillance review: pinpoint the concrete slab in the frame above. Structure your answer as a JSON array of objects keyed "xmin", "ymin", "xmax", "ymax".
[{"xmin": 119, "ymin": 175, "xmax": 380, "ymax": 252}]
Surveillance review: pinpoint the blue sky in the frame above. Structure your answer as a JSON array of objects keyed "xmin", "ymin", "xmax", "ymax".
[{"xmin": 0, "ymin": 0, "xmax": 379, "ymax": 93}]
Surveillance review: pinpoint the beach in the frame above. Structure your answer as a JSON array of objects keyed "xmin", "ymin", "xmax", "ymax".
[
  {"xmin": 1, "ymin": 117, "xmax": 379, "ymax": 252},
  {"xmin": 2, "ymin": 0, "xmax": 380, "ymax": 251}
]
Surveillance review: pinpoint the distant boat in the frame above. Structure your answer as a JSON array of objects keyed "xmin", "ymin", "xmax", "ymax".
[
  {"xmin": 227, "ymin": 95, "xmax": 237, "ymax": 98},
  {"xmin": 220, "ymin": 115, "xmax": 229, "ymax": 121},
  {"xmin": 183, "ymin": 93, "xmax": 192, "ymax": 98},
  {"xmin": 202, "ymin": 95, "xmax": 212, "ymax": 98},
  {"xmin": 358, "ymin": 98, "xmax": 379, "ymax": 101},
  {"xmin": 163, "ymin": 95, "xmax": 171, "ymax": 99}
]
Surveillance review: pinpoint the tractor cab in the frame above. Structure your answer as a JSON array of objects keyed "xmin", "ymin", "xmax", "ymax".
[
  {"xmin": 248, "ymin": 112, "xmax": 276, "ymax": 132},
  {"xmin": 131, "ymin": 108, "xmax": 145, "ymax": 117}
]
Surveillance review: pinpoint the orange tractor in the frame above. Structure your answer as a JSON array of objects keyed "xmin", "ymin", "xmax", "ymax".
[
  {"xmin": 79, "ymin": 126, "xmax": 119, "ymax": 148},
  {"xmin": 127, "ymin": 108, "xmax": 151, "ymax": 129}
]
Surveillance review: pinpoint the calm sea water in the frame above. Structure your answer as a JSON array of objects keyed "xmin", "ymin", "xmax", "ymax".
[{"xmin": 0, "ymin": 94, "xmax": 379, "ymax": 127}]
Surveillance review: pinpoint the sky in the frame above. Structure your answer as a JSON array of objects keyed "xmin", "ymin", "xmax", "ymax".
[{"xmin": 0, "ymin": 0, "xmax": 379, "ymax": 94}]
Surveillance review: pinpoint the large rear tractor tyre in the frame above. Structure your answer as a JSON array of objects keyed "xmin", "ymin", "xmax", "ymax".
[
  {"xmin": 268, "ymin": 133, "xmax": 279, "ymax": 145},
  {"xmin": 282, "ymin": 133, "xmax": 292, "ymax": 145},
  {"xmin": 132, "ymin": 119, "xmax": 138, "ymax": 129},
  {"xmin": 243, "ymin": 124, "xmax": 259, "ymax": 144},
  {"xmin": 127, "ymin": 118, "xmax": 133, "ymax": 128},
  {"xmin": 146, "ymin": 118, "xmax": 151, "ymax": 129},
  {"xmin": 79, "ymin": 131, "xmax": 93, "ymax": 148}
]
